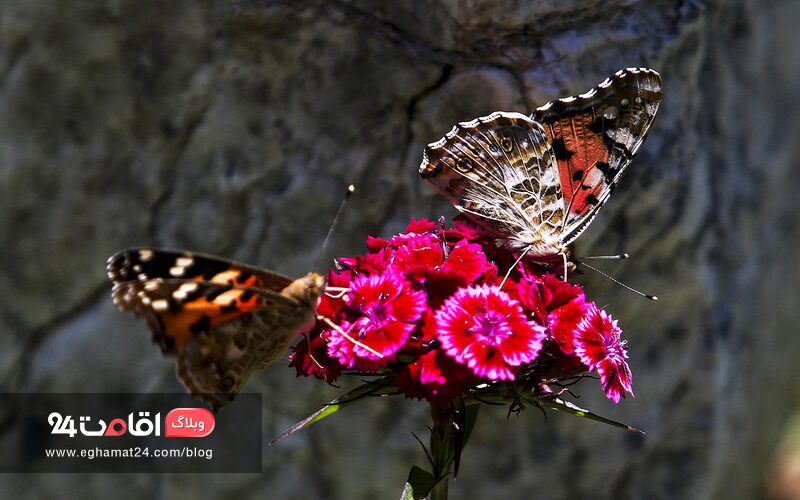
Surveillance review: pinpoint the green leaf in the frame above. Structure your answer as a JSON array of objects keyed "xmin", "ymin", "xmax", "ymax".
[
  {"xmin": 270, "ymin": 377, "xmax": 395, "ymax": 444},
  {"xmin": 461, "ymin": 402, "xmax": 480, "ymax": 445},
  {"xmin": 399, "ymin": 482, "xmax": 415, "ymax": 500},
  {"xmin": 539, "ymin": 397, "xmax": 645, "ymax": 434},
  {"xmin": 453, "ymin": 401, "xmax": 480, "ymax": 477},
  {"xmin": 402, "ymin": 466, "xmax": 436, "ymax": 500}
]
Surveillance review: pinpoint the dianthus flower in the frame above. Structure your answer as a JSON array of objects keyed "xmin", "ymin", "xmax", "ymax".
[
  {"xmin": 574, "ymin": 303, "xmax": 634, "ymax": 403},
  {"xmin": 290, "ymin": 218, "xmax": 634, "ymax": 405},
  {"xmin": 435, "ymin": 285, "xmax": 546, "ymax": 380},
  {"xmin": 326, "ymin": 271, "xmax": 426, "ymax": 368}
]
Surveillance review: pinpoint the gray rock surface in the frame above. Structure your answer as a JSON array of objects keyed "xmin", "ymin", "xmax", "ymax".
[{"xmin": 2, "ymin": 0, "xmax": 799, "ymax": 498}]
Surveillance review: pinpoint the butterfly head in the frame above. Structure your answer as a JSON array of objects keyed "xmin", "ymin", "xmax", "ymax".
[
  {"xmin": 282, "ymin": 272, "xmax": 326, "ymax": 310},
  {"xmin": 279, "ymin": 272, "xmax": 327, "ymax": 333}
]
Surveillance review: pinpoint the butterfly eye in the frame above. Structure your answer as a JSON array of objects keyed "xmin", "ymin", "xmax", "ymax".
[
  {"xmin": 455, "ymin": 158, "xmax": 473, "ymax": 173},
  {"xmin": 500, "ymin": 137, "xmax": 514, "ymax": 152}
]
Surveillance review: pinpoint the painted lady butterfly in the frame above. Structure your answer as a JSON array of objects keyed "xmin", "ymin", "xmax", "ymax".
[
  {"xmin": 107, "ymin": 248, "xmax": 326, "ymax": 410},
  {"xmin": 419, "ymin": 67, "xmax": 662, "ymax": 271}
]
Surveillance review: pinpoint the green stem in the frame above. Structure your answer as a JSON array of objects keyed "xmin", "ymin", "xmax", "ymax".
[
  {"xmin": 430, "ymin": 479, "xmax": 448, "ymax": 500},
  {"xmin": 429, "ymin": 403, "xmax": 454, "ymax": 500}
]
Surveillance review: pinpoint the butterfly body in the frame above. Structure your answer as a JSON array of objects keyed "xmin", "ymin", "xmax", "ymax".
[
  {"xmin": 420, "ymin": 68, "xmax": 662, "ymax": 263},
  {"xmin": 108, "ymin": 248, "xmax": 325, "ymax": 410}
]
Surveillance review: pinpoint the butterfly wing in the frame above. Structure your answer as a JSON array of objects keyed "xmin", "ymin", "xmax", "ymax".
[
  {"xmin": 532, "ymin": 67, "xmax": 662, "ymax": 247},
  {"xmin": 419, "ymin": 111, "xmax": 565, "ymax": 256},
  {"xmin": 108, "ymin": 247, "xmax": 295, "ymax": 292},
  {"xmin": 108, "ymin": 248, "xmax": 326, "ymax": 409}
]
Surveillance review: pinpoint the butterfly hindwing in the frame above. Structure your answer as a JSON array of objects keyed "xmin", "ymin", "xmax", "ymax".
[
  {"xmin": 419, "ymin": 112, "xmax": 565, "ymax": 255},
  {"xmin": 532, "ymin": 67, "xmax": 662, "ymax": 246}
]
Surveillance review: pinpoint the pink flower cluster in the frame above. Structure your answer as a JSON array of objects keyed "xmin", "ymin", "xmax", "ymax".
[{"xmin": 290, "ymin": 219, "xmax": 633, "ymax": 404}]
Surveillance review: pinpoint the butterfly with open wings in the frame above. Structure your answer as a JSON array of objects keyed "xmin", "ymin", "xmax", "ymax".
[
  {"xmin": 419, "ymin": 67, "xmax": 662, "ymax": 275},
  {"xmin": 107, "ymin": 248, "xmax": 326, "ymax": 410}
]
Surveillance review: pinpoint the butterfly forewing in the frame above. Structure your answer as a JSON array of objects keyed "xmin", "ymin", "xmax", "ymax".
[
  {"xmin": 108, "ymin": 247, "xmax": 296, "ymax": 291},
  {"xmin": 108, "ymin": 248, "xmax": 326, "ymax": 410},
  {"xmin": 532, "ymin": 67, "xmax": 662, "ymax": 246}
]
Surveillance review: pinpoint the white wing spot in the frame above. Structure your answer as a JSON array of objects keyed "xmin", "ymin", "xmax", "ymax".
[
  {"xmin": 138, "ymin": 249, "xmax": 155, "ymax": 262},
  {"xmin": 144, "ymin": 279, "xmax": 161, "ymax": 292},
  {"xmin": 173, "ymin": 282, "xmax": 199, "ymax": 301},
  {"xmin": 606, "ymin": 126, "xmax": 636, "ymax": 146},
  {"xmin": 176, "ymin": 256, "xmax": 194, "ymax": 268},
  {"xmin": 603, "ymin": 106, "xmax": 618, "ymax": 120},
  {"xmin": 178, "ymin": 282, "xmax": 199, "ymax": 294},
  {"xmin": 169, "ymin": 266, "xmax": 186, "ymax": 277},
  {"xmin": 212, "ymin": 289, "xmax": 242, "ymax": 306},
  {"xmin": 151, "ymin": 299, "xmax": 169, "ymax": 312}
]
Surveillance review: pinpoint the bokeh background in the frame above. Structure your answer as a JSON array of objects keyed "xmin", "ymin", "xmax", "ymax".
[{"xmin": 2, "ymin": 0, "xmax": 800, "ymax": 498}]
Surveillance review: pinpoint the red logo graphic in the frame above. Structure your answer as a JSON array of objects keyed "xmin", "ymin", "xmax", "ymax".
[
  {"xmin": 103, "ymin": 418, "xmax": 127, "ymax": 436},
  {"xmin": 164, "ymin": 408, "xmax": 215, "ymax": 437}
]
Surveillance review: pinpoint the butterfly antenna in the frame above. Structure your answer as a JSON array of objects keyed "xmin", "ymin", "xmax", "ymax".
[
  {"xmin": 314, "ymin": 184, "xmax": 356, "ymax": 272},
  {"xmin": 582, "ymin": 253, "xmax": 630, "ymax": 260},
  {"xmin": 578, "ymin": 260, "xmax": 658, "ymax": 301}
]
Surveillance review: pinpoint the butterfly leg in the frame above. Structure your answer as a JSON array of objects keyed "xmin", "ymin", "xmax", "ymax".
[
  {"xmin": 499, "ymin": 246, "xmax": 534, "ymax": 289},
  {"xmin": 324, "ymin": 287, "xmax": 350, "ymax": 299},
  {"xmin": 301, "ymin": 330, "xmax": 325, "ymax": 371}
]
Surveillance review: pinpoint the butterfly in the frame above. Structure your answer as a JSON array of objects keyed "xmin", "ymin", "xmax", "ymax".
[
  {"xmin": 419, "ymin": 67, "xmax": 662, "ymax": 272},
  {"xmin": 107, "ymin": 248, "xmax": 326, "ymax": 410}
]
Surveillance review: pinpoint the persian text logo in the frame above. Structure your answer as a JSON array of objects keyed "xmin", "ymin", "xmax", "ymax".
[
  {"xmin": 48, "ymin": 408, "xmax": 214, "ymax": 438},
  {"xmin": 164, "ymin": 408, "xmax": 215, "ymax": 437}
]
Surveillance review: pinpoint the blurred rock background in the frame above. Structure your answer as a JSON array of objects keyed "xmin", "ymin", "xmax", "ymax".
[{"xmin": 2, "ymin": 0, "xmax": 799, "ymax": 498}]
